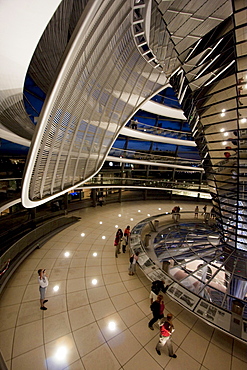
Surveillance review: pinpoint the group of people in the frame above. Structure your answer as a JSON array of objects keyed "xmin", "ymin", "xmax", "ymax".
[
  {"xmin": 148, "ymin": 280, "xmax": 177, "ymax": 358},
  {"xmin": 37, "ymin": 268, "xmax": 176, "ymax": 358},
  {"xmin": 113, "ymin": 226, "xmax": 140, "ymax": 276},
  {"xmin": 114, "ymin": 226, "xmax": 131, "ymax": 257},
  {"xmin": 194, "ymin": 205, "xmax": 216, "ymax": 219}
]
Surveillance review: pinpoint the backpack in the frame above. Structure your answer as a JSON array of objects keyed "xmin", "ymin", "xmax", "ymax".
[{"xmin": 129, "ymin": 255, "xmax": 134, "ymax": 263}]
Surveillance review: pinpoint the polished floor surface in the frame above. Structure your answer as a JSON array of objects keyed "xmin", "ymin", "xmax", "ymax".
[{"xmin": 0, "ymin": 200, "xmax": 246, "ymax": 370}]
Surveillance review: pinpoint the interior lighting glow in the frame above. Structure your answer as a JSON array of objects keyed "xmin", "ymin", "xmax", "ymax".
[
  {"xmin": 138, "ymin": 210, "xmax": 141, "ymax": 212},
  {"xmin": 222, "ymin": 109, "xmax": 226, "ymax": 112},
  {"xmin": 241, "ymin": 118, "xmax": 247, "ymax": 123},
  {"xmin": 244, "ymin": 83, "xmax": 247, "ymax": 89},
  {"xmin": 220, "ymin": 128, "xmax": 225, "ymax": 132},
  {"xmin": 99, "ymin": 221, "xmax": 103, "ymax": 224},
  {"xmin": 224, "ymin": 132, "xmax": 228, "ymax": 137},
  {"xmin": 205, "ymin": 60, "xmax": 235, "ymax": 86},
  {"xmin": 92, "ymin": 279, "xmax": 97, "ymax": 285},
  {"xmin": 198, "ymin": 38, "xmax": 223, "ymax": 66},
  {"xmin": 118, "ymin": 214, "xmax": 121, "ymax": 217},
  {"xmin": 108, "ymin": 321, "xmax": 116, "ymax": 331},
  {"xmin": 81, "ymin": 233, "xmax": 85, "ymax": 237},
  {"xmin": 147, "ymin": 213, "xmax": 150, "ymax": 216},
  {"xmin": 109, "ymin": 162, "xmax": 113, "ymax": 166},
  {"xmin": 195, "ymin": 54, "xmax": 220, "ymax": 79},
  {"xmin": 53, "ymin": 285, "xmax": 59, "ymax": 292},
  {"xmin": 64, "ymin": 252, "xmax": 70, "ymax": 257},
  {"xmin": 220, "ymin": 112, "xmax": 225, "ymax": 117},
  {"xmin": 54, "ymin": 346, "xmax": 68, "ymax": 361},
  {"xmin": 102, "ymin": 236, "xmax": 106, "ymax": 239},
  {"xmin": 184, "ymin": 39, "xmax": 202, "ymax": 63},
  {"xmin": 222, "ymin": 141, "xmax": 227, "ymax": 145},
  {"xmin": 93, "ymin": 252, "xmax": 97, "ymax": 257},
  {"xmin": 130, "ymin": 218, "xmax": 133, "ymax": 221},
  {"xmin": 115, "ymin": 225, "xmax": 118, "ymax": 228},
  {"xmin": 158, "ymin": 208, "xmax": 161, "ymax": 210}
]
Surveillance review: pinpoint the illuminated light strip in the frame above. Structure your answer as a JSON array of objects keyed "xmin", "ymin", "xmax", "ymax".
[
  {"xmin": 169, "ymin": 66, "xmax": 181, "ymax": 78},
  {"xmin": 191, "ymin": 117, "xmax": 199, "ymax": 133},
  {"xmin": 184, "ymin": 39, "xmax": 202, "ymax": 62},
  {"xmin": 198, "ymin": 38, "xmax": 223, "ymax": 66},
  {"xmin": 195, "ymin": 54, "xmax": 220, "ymax": 80},
  {"xmin": 190, "ymin": 17, "xmax": 204, "ymax": 22},
  {"xmin": 179, "ymin": 85, "xmax": 188, "ymax": 104},
  {"xmin": 204, "ymin": 60, "xmax": 235, "ymax": 86}
]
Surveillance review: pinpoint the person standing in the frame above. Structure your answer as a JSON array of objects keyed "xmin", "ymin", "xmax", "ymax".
[
  {"xmin": 124, "ymin": 225, "xmax": 131, "ymax": 244},
  {"xmin": 38, "ymin": 269, "xmax": 49, "ymax": 310},
  {"xmin": 122, "ymin": 234, "xmax": 127, "ymax": 253},
  {"xmin": 202, "ymin": 205, "xmax": 207, "ymax": 215},
  {"xmin": 128, "ymin": 251, "xmax": 139, "ymax": 275},
  {"xmin": 155, "ymin": 313, "xmax": 177, "ymax": 358},
  {"xmin": 148, "ymin": 294, "xmax": 165, "ymax": 330},
  {"xmin": 114, "ymin": 229, "xmax": 123, "ymax": 258},
  {"xmin": 195, "ymin": 206, "xmax": 199, "ymax": 218}
]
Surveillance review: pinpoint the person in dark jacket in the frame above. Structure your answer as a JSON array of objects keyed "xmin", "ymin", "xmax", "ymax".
[
  {"xmin": 150, "ymin": 280, "xmax": 170, "ymax": 304},
  {"xmin": 148, "ymin": 294, "xmax": 164, "ymax": 330}
]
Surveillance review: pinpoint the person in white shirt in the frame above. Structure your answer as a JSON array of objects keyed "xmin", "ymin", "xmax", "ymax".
[
  {"xmin": 128, "ymin": 251, "xmax": 139, "ymax": 275},
  {"xmin": 38, "ymin": 269, "xmax": 49, "ymax": 310}
]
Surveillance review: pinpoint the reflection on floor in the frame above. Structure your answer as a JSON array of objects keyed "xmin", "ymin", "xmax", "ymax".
[{"xmin": 0, "ymin": 200, "xmax": 246, "ymax": 370}]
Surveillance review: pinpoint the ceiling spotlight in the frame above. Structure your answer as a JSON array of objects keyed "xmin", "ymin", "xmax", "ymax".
[
  {"xmin": 224, "ymin": 132, "xmax": 228, "ymax": 137},
  {"xmin": 220, "ymin": 128, "xmax": 225, "ymax": 132},
  {"xmin": 93, "ymin": 252, "xmax": 97, "ymax": 257},
  {"xmin": 118, "ymin": 214, "xmax": 121, "ymax": 217},
  {"xmin": 241, "ymin": 118, "xmax": 247, "ymax": 123},
  {"xmin": 115, "ymin": 225, "xmax": 118, "ymax": 228},
  {"xmin": 99, "ymin": 221, "xmax": 103, "ymax": 224},
  {"xmin": 81, "ymin": 233, "xmax": 85, "ymax": 237},
  {"xmin": 220, "ymin": 113, "xmax": 225, "ymax": 117},
  {"xmin": 222, "ymin": 141, "xmax": 227, "ymax": 145},
  {"xmin": 102, "ymin": 236, "xmax": 106, "ymax": 239},
  {"xmin": 64, "ymin": 252, "xmax": 70, "ymax": 257}
]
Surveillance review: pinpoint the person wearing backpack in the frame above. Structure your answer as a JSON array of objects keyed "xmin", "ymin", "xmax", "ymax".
[
  {"xmin": 148, "ymin": 294, "xmax": 164, "ymax": 330},
  {"xmin": 155, "ymin": 313, "xmax": 177, "ymax": 358},
  {"xmin": 128, "ymin": 251, "xmax": 139, "ymax": 275}
]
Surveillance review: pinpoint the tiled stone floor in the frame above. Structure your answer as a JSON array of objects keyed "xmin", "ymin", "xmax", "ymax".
[{"xmin": 0, "ymin": 200, "xmax": 246, "ymax": 369}]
